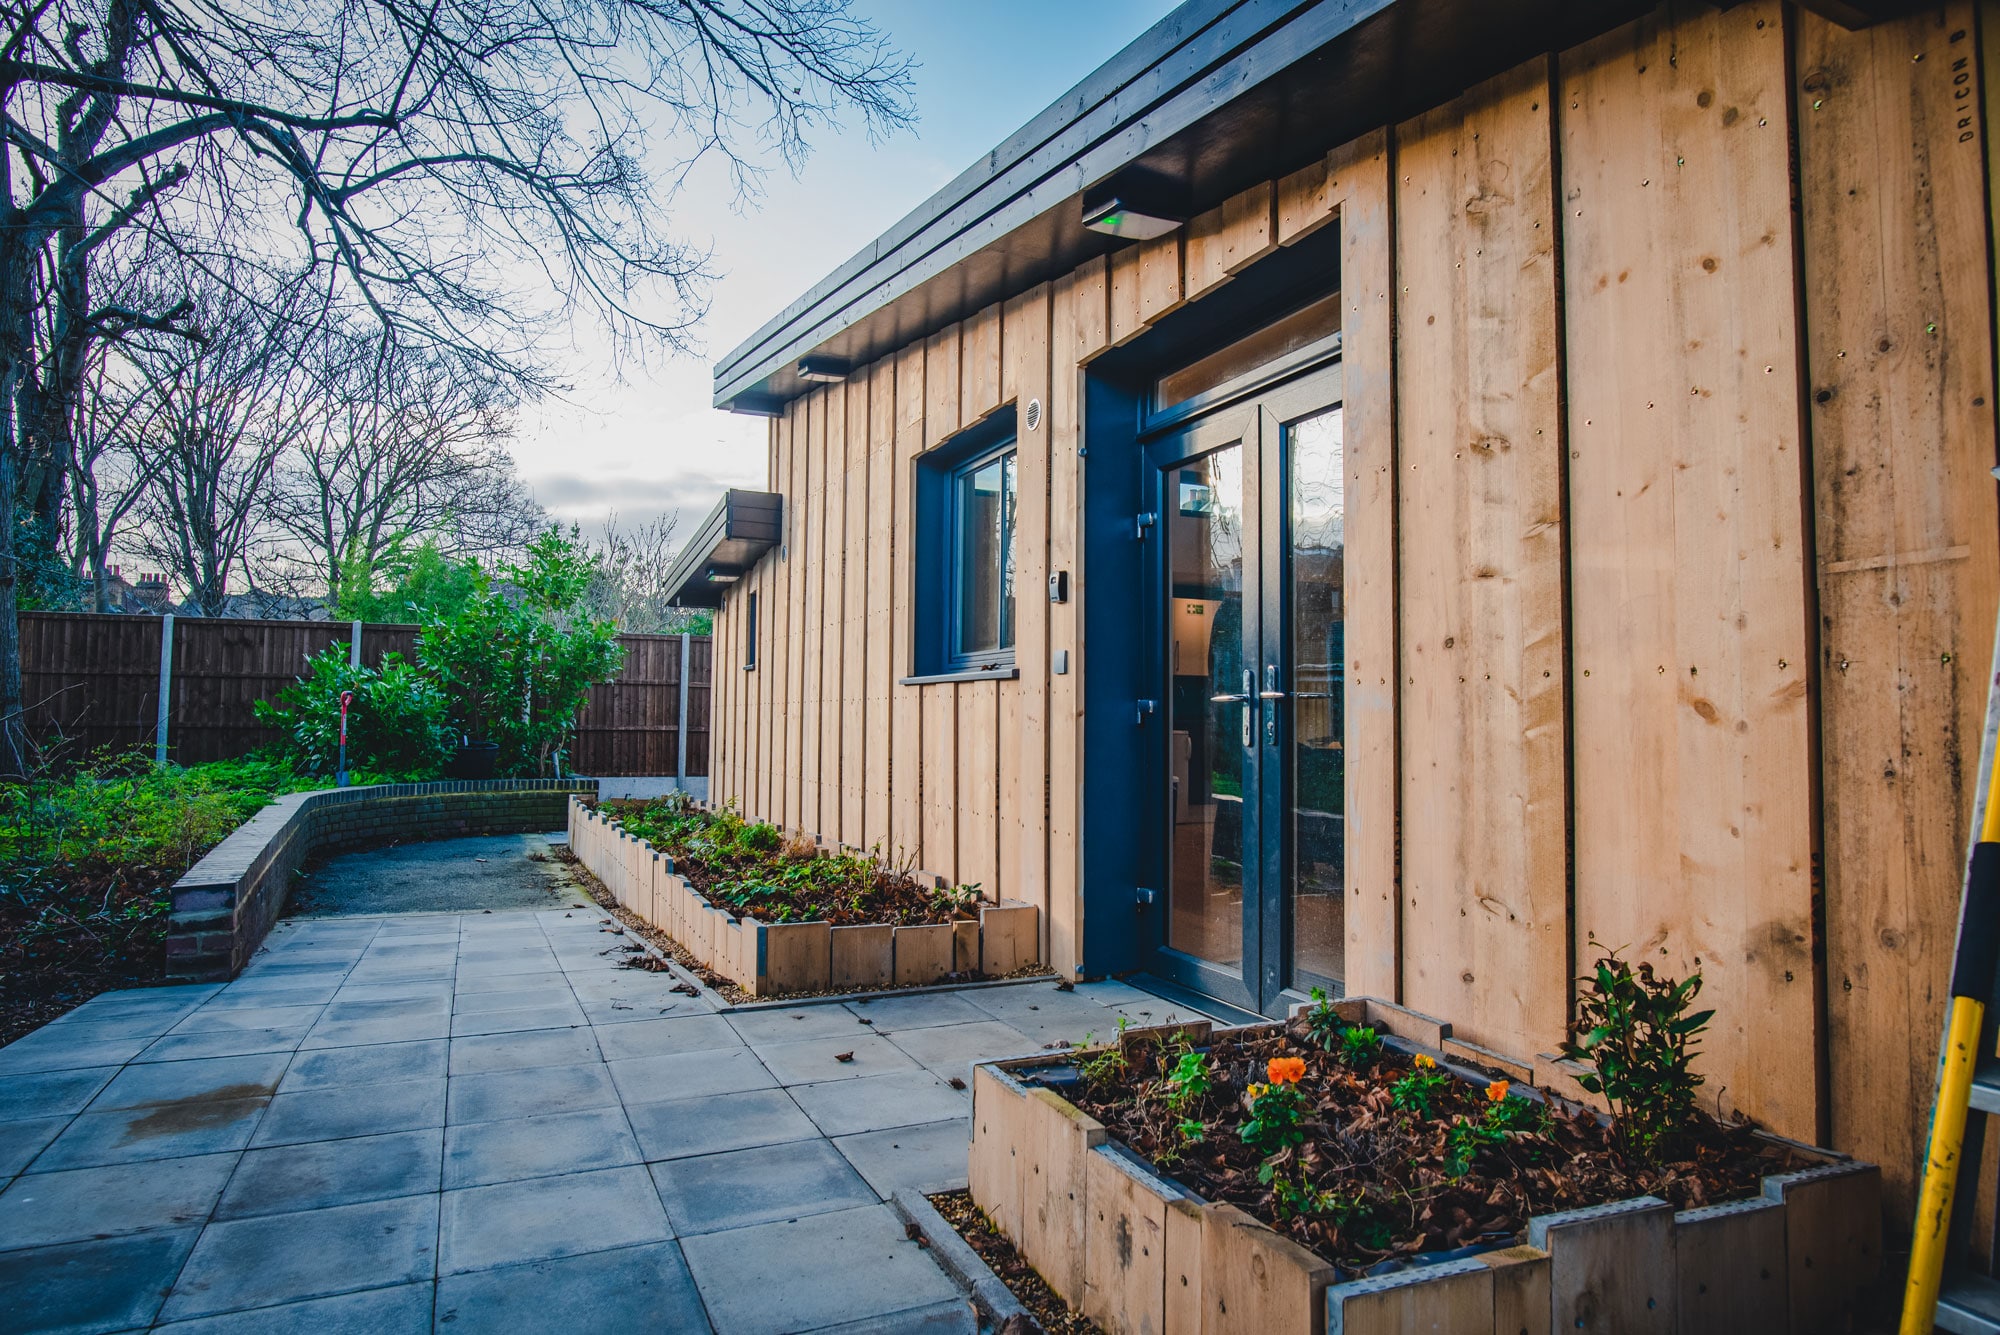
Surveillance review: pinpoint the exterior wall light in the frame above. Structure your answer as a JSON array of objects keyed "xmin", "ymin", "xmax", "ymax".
[
  {"xmin": 1082, "ymin": 168, "xmax": 1186, "ymax": 240},
  {"xmin": 797, "ymin": 356, "xmax": 850, "ymax": 383}
]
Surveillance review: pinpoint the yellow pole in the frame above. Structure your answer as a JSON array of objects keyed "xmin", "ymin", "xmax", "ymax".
[{"xmin": 1902, "ymin": 733, "xmax": 2000, "ymax": 1333}]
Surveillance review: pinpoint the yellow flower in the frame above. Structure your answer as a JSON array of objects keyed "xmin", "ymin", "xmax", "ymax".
[
  {"xmin": 1486, "ymin": 1080, "xmax": 1510, "ymax": 1103},
  {"xmin": 1247, "ymin": 1082, "xmax": 1268, "ymax": 1099},
  {"xmin": 1413, "ymin": 1054, "xmax": 1436, "ymax": 1070}
]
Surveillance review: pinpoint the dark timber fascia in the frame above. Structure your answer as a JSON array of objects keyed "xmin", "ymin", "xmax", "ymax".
[{"xmin": 663, "ymin": 490, "xmax": 782, "ymax": 608}]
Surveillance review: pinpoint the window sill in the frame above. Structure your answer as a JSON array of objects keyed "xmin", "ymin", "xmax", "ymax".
[{"xmin": 900, "ymin": 666, "xmax": 1019, "ymax": 686}]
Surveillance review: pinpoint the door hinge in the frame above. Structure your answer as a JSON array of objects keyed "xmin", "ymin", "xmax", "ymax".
[
  {"xmin": 1135, "ymin": 698, "xmax": 1157, "ymax": 725},
  {"xmin": 1134, "ymin": 510, "xmax": 1158, "ymax": 539}
]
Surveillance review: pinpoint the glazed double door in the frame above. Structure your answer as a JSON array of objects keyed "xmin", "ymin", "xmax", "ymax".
[{"xmin": 1142, "ymin": 365, "xmax": 1345, "ymax": 1016}]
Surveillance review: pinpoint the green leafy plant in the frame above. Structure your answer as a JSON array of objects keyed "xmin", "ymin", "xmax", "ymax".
[
  {"xmin": 1240, "ymin": 1082, "xmax": 1307, "ymax": 1175},
  {"xmin": 1337, "ymin": 1024, "xmax": 1382, "ymax": 1069},
  {"xmin": 1305, "ymin": 986, "xmax": 1342, "ymax": 1051},
  {"xmin": 1442, "ymin": 1083, "xmax": 1553, "ymax": 1178},
  {"xmin": 1078, "ymin": 1017, "xmax": 1131, "ymax": 1085},
  {"xmin": 1389, "ymin": 1054, "xmax": 1452, "ymax": 1119},
  {"xmin": 1557, "ymin": 947, "xmax": 1714, "ymax": 1161},
  {"xmin": 1163, "ymin": 1050, "xmax": 1213, "ymax": 1112},
  {"xmin": 254, "ymin": 648, "xmax": 454, "ymax": 778},
  {"xmin": 1176, "ymin": 1116, "xmax": 1205, "ymax": 1144}
]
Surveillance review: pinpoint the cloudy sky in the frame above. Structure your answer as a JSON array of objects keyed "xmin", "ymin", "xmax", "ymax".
[{"xmin": 510, "ymin": 0, "xmax": 1181, "ymax": 541}]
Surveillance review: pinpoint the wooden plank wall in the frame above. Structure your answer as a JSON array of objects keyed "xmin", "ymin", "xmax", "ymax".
[
  {"xmin": 1799, "ymin": 3, "xmax": 1999, "ymax": 1217},
  {"xmin": 706, "ymin": 0, "xmax": 2000, "ymax": 1200}
]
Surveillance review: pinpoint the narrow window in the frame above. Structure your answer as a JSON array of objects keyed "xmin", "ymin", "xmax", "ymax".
[
  {"xmin": 952, "ymin": 446, "xmax": 1017, "ymax": 665},
  {"xmin": 744, "ymin": 591, "xmax": 758, "ymax": 670}
]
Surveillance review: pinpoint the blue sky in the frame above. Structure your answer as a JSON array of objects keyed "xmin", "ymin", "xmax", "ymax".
[{"xmin": 513, "ymin": 0, "xmax": 1182, "ymax": 539}]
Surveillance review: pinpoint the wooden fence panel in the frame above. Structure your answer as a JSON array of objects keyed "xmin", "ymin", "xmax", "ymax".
[{"xmin": 19, "ymin": 611, "xmax": 708, "ymax": 777}]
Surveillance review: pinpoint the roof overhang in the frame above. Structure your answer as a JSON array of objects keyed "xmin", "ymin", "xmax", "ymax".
[
  {"xmin": 663, "ymin": 490, "xmax": 783, "ymax": 608},
  {"xmin": 714, "ymin": 0, "xmax": 1901, "ymax": 415}
]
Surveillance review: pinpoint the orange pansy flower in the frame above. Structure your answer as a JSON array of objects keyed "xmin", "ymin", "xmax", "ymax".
[
  {"xmin": 1267, "ymin": 1056, "xmax": 1306, "ymax": 1085},
  {"xmin": 1412, "ymin": 1054, "xmax": 1437, "ymax": 1070},
  {"xmin": 1486, "ymin": 1080, "xmax": 1510, "ymax": 1103}
]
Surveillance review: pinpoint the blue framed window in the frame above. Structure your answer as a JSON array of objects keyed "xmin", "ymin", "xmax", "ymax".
[
  {"xmin": 950, "ymin": 445, "xmax": 1017, "ymax": 666},
  {"xmin": 911, "ymin": 407, "xmax": 1019, "ymax": 679}
]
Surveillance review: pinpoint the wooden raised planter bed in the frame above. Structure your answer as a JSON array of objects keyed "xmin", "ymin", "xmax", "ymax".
[
  {"xmin": 565, "ymin": 796, "xmax": 1039, "ymax": 996},
  {"xmin": 967, "ymin": 1002, "xmax": 1880, "ymax": 1335}
]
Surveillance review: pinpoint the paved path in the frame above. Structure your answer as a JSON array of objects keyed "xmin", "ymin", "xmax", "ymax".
[
  {"xmin": 285, "ymin": 834, "xmax": 591, "ymax": 917},
  {"xmin": 0, "ymin": 906, "xmax": 1209, "ymax": 1333}
]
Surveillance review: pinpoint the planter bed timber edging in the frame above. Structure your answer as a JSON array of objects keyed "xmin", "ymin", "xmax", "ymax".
[
  {"xmin": 566, "ymin": 796, "xmax": 1039, "ymax": 996},
  {"xmin": 167, "ymin": 778, "xmax": 597, "ymax": 982},
  {"xmin": 966, "ymin": 1004, "xmax": 1881, "ymax": 1335}
]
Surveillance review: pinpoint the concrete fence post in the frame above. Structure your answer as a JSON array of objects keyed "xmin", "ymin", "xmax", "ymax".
[
  {"xmin": 677, "ymin": 633, "xmax": 691, "ymax": 788},
  {"xmin": 154, "ymin": 613, "xmax": 174, "ymax": 766},
  {"xmin": 350, "ymin": 620, "xmax": 363, "ymax": 670}
]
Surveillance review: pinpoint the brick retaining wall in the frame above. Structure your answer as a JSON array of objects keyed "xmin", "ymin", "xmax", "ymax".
[{"xmin": 166, "ymin": 779, "xmax": 597, "ymax": 982}]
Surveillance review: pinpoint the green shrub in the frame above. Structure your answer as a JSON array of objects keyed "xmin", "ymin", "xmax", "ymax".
[
  {"xmin": 254, "ymin": 648, "xmax": 455, "ymax": 778},
  {"xmin": 1558, "ymin": 946, "xmax": 1714, "ymax": 1162},
  {"xmin": 417, "ymin": 526, "xmax": 623, "ymax": 776}
]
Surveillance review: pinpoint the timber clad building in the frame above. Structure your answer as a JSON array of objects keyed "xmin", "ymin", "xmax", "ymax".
[{"xmin": 670, "ymin": 0, "xmax": 1998, "ymax": 1222}]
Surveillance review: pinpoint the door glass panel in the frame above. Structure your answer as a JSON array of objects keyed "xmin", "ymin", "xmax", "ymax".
[
  {"xmin": 1288, "ymin": 407, "xmax": 1345, "ymax": 984},
  {"xmin": 1166, "ymin": 444, "xmax": 1245, "ymax": 969}
]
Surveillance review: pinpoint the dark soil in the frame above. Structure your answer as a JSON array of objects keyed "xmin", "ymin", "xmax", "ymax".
[
  {"xmin": 591, "ymin": 797, "xmax": 979, "ymax": 928},
  {"xmin": 928, "ymin": 1190, "xmax": 1100, "ymax": 1335},
  {"xmin": 0, "ymin": 860, "xmax": 175, "ymax": 1045},
  {"xmin": 1062, "ymin": 1017, "xmax": 1806, "ymax": 1275}
]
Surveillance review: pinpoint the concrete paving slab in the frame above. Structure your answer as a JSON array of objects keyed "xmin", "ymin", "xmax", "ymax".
[
  {"xmin": 0, "ymin": 1225, "xmax": 199, "ymax": 1334},
  {"xmin": 169, "ymin": 1002, "xmax": 327, "ymax": 1034},
  {"xmin": 450, "ymin": 984, "xmax": 576, "ymax": 1016},
  {"xmin": 216, "ymin": 1129, "xmax": 443, "ymax": 1219},
  {"xmin": 0, "ymin": 1033, "xmax": 154, "ymax": 1075},
  {"xmin": 447, "ymin": 1063, "xmax": 619, "ymax": 1125},
  {"xmin": 678, "ymin": 1203, "xmax": 961, "ymax": 1335},
  {"xmin": 605, "ymin": 1047, "xmax": 778, "ymax": 1106},
  {"xmin": 753, "ymin": 1032, "xmax": 923, "ymax": 1087},
  {"xmin": 160, "ymin": 1193, "xmax": 439, "ymax": 1322},
  {"xmin": 960, "ymin": 983, "xmax": 1150, "ymax": 1043},
  {"xmin": 300, "ymin": 1012, "xmax": 452, "ymax": 1049},
  {"xmin": 88, "ymin": 1052, "xmax": 286, "ymax": 1111},
  {"xmin": 832, "ymin": 1121, "xmax": 971, "ymax": 1198},
  {"xmin": 448, "ymin": 1002, "xmax": 587, "ymax": 1037},
  {"xmin": 842, "ymin": 992, "xmax": 996, "ymax": 1032},
  {"xmin": 439, "ymin": 1165, "xmax": 671, "ymax": 1275},
  {"xmin": 50, "ymin": 983, "xmax": 222, "ymax": 1020},
  {"xmin": 434, "ymin": 1240, "xmax": 709, "ymax": 1334},
  {"xmin": 280, "ymin": 1039, "xmax": 449, "ymax": 1093},
  {"xmin": 625, "ymin": 1088, "xmax": 817, "ymax": 1163},
  {"xmin": 882, "ymin": 1021, "xmax": 1042, "ymax": 1080},
  {"xmin": 0, "ymin": 1066, "xmax": 117, "ymax": 1120},
  {"xmin": 0, "ymin": 1115, "xmax": 67, "ymax": 1177},
  {"xmin": 726, "ymin": 1004, "xmax": 875, "ymax": 1045},
  {"xmin": 136, "ymin": 1024, "xmax": 314, "ymax": 1063},
  {"xmin": 29, "ymin": 1098, "xmax": 268, "ymax": 1172},
  {"xmin": 591, "ymin": 1015, "xmax": 743, "ymax": 1062},
  {"xmin": 443, "ymin": 1106, "xmax": 641, "ymax": 1188},
  {"xmin": 251, "ymin": 1077, "xmax": 446, "ymax": 1146},
  {"xmin": 151, "ymin": 1282, "xmax": 434, "ymax": 1334},
  {"xmin": 329, "ymin": 979, "xmax": 455, "ymax": 1005},
  {"xmin": 200, "ymin": 982, "xmax": 341, "ymax": 1009},
  {"xmin": 0, "ymin": 1151, "xmax": 236, "ymax": 1250},
  {"xmin": 453, "ymin": 969, "xmax": 570, "ymax": 996},
  {"xmin": 813, "ymin": 1298, "xmax": 977, "ymax": 1334},
  {"xmin": 651, "ymin": 1138, "xmax": 876, "ymax": 1235},
  {"xmin": 789, "ymin": 1071, "xmax": 971, "ymax": 1138},
  {"xmin": 447, "ymin": 1027, "xmax": 602, "ymax": 1077}
]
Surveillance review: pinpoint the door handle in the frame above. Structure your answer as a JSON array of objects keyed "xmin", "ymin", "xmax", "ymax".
[
  {"xmin": 1209, "ymin": 693, "xmax": 1249, "ymax": 704},
  {"xmin": 1259, "ymin": 690, "xmax": 1287, "ymax": 700}
]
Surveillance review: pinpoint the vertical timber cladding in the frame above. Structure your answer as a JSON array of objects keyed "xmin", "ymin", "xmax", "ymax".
[
  {"xmin": 923, "ymin": 324, "xmax": 964, "ymax": 880},
  {"xmin": 1008, "ymin": 285, "xmax": 1055, "ymax": 949},
  {"xmin": 1560, "ymin": 0, "xmax": 1819, "ymax": 1142},
  {"xmin": 841, "ymin": 357, "xmax": 870, "ymax": 847},
  {"xmin": 960, "ymin": 304, "xmax": 1004, "ymax": 897},
  {"xmin": 891, "ymin": 342, "xmax": 927, "ymax": 864},
  {"xmin": 1393, "ymin": 57, "xmax": 1570, "ymax": 1061},
  {"xmin": 1800, "ymin": 6, "xmax": 2000, "ymax": 1215},
  {"xmin": 864, "ymin": 358, "xmax": 897, "ymax": 854}
]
